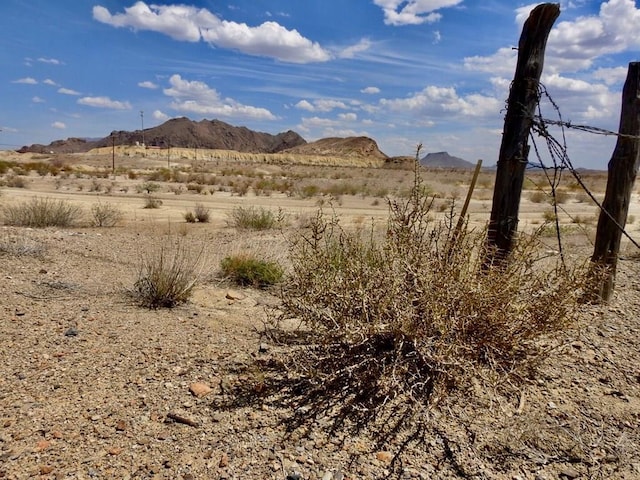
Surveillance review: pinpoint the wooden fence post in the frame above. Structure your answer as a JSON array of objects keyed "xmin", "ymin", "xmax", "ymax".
[
  {"xmin": 588, "ymin": 62, "xmax": 640, "ymax": 303},
  {"xmin": 485, "ymin": 3, "xmax": 560, "ymax": 265}
]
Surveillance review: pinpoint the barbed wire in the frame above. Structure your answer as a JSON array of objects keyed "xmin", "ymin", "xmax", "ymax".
[{"xmin": 527, "ymin": 83, "xmax": 640, "ymax": 252}]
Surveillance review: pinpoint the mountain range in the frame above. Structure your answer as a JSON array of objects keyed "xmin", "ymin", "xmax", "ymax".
[{"xmin": 17, "ymin": 117, "xmax": 473, "ymax": 168}]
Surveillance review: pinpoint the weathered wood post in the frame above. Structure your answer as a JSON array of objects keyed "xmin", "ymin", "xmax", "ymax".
[
  {"xmin": 485, "ymin": 3, "xmax": 560, "ymax": 265},
  {"xmin": 588, "ymin": 62, "xmax": 640, "ymax": 303}
]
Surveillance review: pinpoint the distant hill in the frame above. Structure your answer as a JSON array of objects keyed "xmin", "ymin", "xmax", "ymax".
[
  {"xmin": 18, "ymin": 118, "xmax": 306, "ymax": 155},
  {"xmin": 420, "ymin": 151, "xmax": 475, "ymax": 169},
  {"xmin": 283, "ymin": 136, "xmax": 388, "ymax": 160}
]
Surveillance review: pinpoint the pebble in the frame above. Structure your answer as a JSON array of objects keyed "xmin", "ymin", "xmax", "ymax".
[
  {"xmin": 559, "ymin": 466, "xmax": 580, "ymax": 479},
  {"xmin": 189, "ymin": 382, "xmax": 212, "ymax": 398}
]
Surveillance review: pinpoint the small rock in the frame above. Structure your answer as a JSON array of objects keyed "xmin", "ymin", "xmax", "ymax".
[
  {"xmin": 258, "ymin": 343, "xmax": 269, "ymax": 353},
  {"xmin": 36, "ymin": 440, "xmax": 51, "ymax": 451},
  {"xmin": 219, "ymin": 452, "xmax": 229, "ymax": 468},
  {"xmin": 559, "ymin": 466, "xmax": 580, "ymax": 479},
  {"xmin": 39, "ymin": 269, "xmax": 48, "ymax": 274},
  {"xmin": 64, "ymin": 327, "xmax": 79, "ymax": 337},
  {"xmin": 225, "ymin": 290, "xmax": 245, "ymax": 301},
  {"xmin": 108, "ymin": 447, "xmax": 123, "ymax": 456},
  {"xmin": 189, "ymin": 382, "xmax": 213, "ymax": 398},
  {"xmin": 115, "ymin": 420, "xmax": 127, "ymax": 432},
  {"xmin": 376, "ymin": 451, "xmax": 393, "ymax": 463},
  {"xmin": 51, "ymin": 430, "xmax": 63, "ymax": 439},
  {"xmin": 39, "ymin": 465, "xmax": 54, "ymax": 475},
  {"xmin": 286, "ymin": 473, "xmax": 302, "ymax": 480}
]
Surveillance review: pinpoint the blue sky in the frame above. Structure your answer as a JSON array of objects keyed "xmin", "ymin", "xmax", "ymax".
[{"xmin": 2, "ymin": 0, "xmax": 640, "ymax": 169}]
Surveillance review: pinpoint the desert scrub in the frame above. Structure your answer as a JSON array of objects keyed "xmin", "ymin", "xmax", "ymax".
[
  {"xmin": 133, "ymin": 237, "xmax": 204, "ymax": 308},
  {"xmin": 143, "ymin": 196, "xmax": 163, "ymax": 209},
  {"xmin": 220, "ymin": 253, "xmax": 283, "ymax": 288},
  {"xmin": 226, "ymin": 206, "xmax": 282, "ymax": 230},
  {"xmin": 90, "ymin": 202, "xmax": 123, "ymax": 227},
  {"xmin": 2, "ymin": 197, "xmax": 82, "ymax": 227},
  {"xmin": 184, "ymin": 203, "xmax": 210, "ymax": 223},
  {"xmin": 269, "ymin": 163, "xmax": 585, "ymax": 436}
]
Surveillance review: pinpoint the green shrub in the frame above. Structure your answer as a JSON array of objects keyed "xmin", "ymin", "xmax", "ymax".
[
  {"xmin": 90, "ymin": 202, "xmax": 123, "ymax": 227},
  {"xmin": 2, "ymin": 197, "xmax": 82, "ymax": 227},
  {"xmin": 226, "ymin": 206, "xmax": 281, "ymax": 230},
  {"xmin": 133, "ymin": 238, "xmax": 203, "ymax": 308},
  {"xmin": 220, "ymin": 254, "xmax": 283, "ymax": 288},
  {"xmin": 137, "ymin": 181, "xmax": 161, "ymax": 194}
]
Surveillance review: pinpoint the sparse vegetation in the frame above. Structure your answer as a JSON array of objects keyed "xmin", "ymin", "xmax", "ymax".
[
  {"xmin": 2, "ymin": 197, "xmax": 83, "ymax": 227},
  {"xmin": 143, "ymin": 196, "xmax": 163, "ymax": 209},
  {"xmin": 270, "ymin": 167, "xmax": 585, "ymax": 434},
  {"xmin": 132, "ymin": 237, "xmax": 203, "ymax": 308},
  {"xmin": 220, "ymin": 253, "xmax": 283, "ymax": 287},
  {"xmin": 226, "ymin": 206, "xmax": 282, "ymax": 230},
  {"xmin": 90, "ymin": 202, "xmax": 123, "ymax": 227}
]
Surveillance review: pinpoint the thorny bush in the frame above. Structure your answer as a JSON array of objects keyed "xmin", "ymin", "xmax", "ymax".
[{"xmin": 268, "ymin": 163, "xmax": 586, "ymax": 427}]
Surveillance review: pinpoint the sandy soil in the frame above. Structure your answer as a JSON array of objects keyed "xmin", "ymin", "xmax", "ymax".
[{"xmin": 1, "ymin": 152, "xmax": 639, "ymax": 479}]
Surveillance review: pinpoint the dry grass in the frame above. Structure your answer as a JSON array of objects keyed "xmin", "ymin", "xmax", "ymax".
[
  {"xmin": 132, "ymin": 237, "xmax": 204, "ymax": 309},
  {"xmin": 1, "ymin": 197, "xmax": 83, "ymax": 228}
]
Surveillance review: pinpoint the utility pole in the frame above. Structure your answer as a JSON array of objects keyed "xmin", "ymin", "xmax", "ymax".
[{"xmin": 140, "ymin": 110, "xmax": 145, "ymax": 148}]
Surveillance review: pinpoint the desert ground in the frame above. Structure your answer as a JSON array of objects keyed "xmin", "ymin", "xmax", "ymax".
[{"xmin": 1, "ymin": 149, "xmax": 639, "ymax": 479}]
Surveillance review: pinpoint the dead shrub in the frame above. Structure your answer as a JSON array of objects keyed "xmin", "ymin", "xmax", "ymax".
[
  {"xmin": 90, "ymin": 202, "xmax": 123, "ymax": 227},
  {"xmin": 266, "ymin": 166, "xmax": 585, "ymax": 437}
]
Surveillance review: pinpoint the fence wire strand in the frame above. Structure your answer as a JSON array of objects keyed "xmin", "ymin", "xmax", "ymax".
[{"xmin": 528, "ymin": 83, "xmax": 640, "ymax": 252}]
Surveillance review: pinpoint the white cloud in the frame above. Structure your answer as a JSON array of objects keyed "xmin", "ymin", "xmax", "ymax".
[
  {"xmin": 592, "ymin": 66, "xmax": 628, "ymax": 86},
  {"xmin": 12, "ymin": 77, "xmax": 37, "ymax": 84},
  {"xmin": 361, "ymin": 86, "xmax": 381, "ymax": 94},
  {"xmin": 338, "ymin": 113, "xmax": 358, "ymax": 121},
  {"xmin": 153, "ymin": 110, "xmax": 170, "ymax": 121},
  {"xmin": 163, "ymin": 74, "xmax": 276, "ymax": 120},
  {"xmin": 78, "ymin": 96, "xmax": 132, "ymax": 110},
  {"xmin": 43, "ymin": 79, "xmax": 59, "ymax": 86},
  {"xmin": 58, "ymin": 87, "xmax": 81, "ymax": 96},
  {"xmin": 38, "ymin": 57, "xmax": 61, "ymax": 65},
  {"xmin": 294, "ymin": 98, "xmax": 349, "ymax": 113},
  {"xmin": 138, "ymin": 80, "xmax": 159, "ymax": 89},
  {"xmin": 373, "ymin": 0, "xmax": 463, "ymax": 26},
  {"xmin": 339, "ymin": 39, "xmax": 372, "ymax": 59},
  {"xmin": 51, "ymin": 121, "xmax": 66, "ymax": 129},
  {"xmin": 32, "ymin": 96, "xmax": 45, "ymax": 103},
  {"xmin": 380, "ymin": 86, "xmax": 501, "ymax": 118},
  {"xmin": 93, "ymin": 2, "xmax": 331, "ymax": 63},
  {"xmin": 295, "ymin": 100, "xmax": 315, "ymax": 112}
]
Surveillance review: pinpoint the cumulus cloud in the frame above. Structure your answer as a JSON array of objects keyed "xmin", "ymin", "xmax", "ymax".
[
  {"xmin": 380, "ymin": 86, "xmax": 501, "ymax": 118},
  {"xmin": 294, "ymin": 98, "xmax": 349, "ymax": 113},
  {"xmin": 12, "ymin": 77, "xmax": 37, "ymax": 84},
  {"xmin": 43, "ymin": 79, "xmax": 59, "ymax": 86},
  {"xmin": 58, "ymin": 87, "xmax": 81, "ymax": 95},
  {"xmin": 373, "ymin": 0, "xmax": 463, "ymax": 26},
  {"xmin": 361, "ymin": 86, "xmax": 381, "ymax": 94},
  {"xmin": 138, "ymin": 80, "xmax": 159, "ymax": 89},
  {"xmin": 153, "ymin": 110, "xmax": 170, "ymax": 121},
  {"xmin": 51, "ymin": 121, "xmax": 66, "ymax": 129},
  {"xmin": 78, "ymin": 96, "xmax": 132, "ymax": 110},
  {"xmin": 32, "ymin": 96, "xmax": 45, "ymax": 103},
  {"xmin": 338, "ymin": 112, "xmax": 358, "ymax": 121},
  {"xmin": 163, "ymin": 74, "xmax": 276, "ymax": 120},
  {"xmin": 592, "ymin": 66, "xmax": 628, "ymax": 85},
  {"xmin": 93, "ymin": 2, "xmax": 331, "ymax": 63}
]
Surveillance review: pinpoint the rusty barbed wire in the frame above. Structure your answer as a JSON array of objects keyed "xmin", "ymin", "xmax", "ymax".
[{"xmin": 526, "ymin": 83, "xmax": 640, "ymax": 251}]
